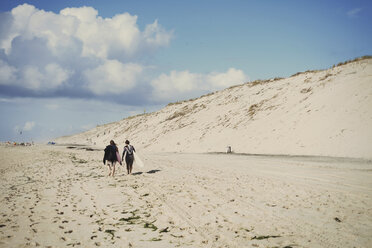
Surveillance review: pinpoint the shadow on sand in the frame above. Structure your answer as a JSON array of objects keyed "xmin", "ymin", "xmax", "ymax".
[{"xmin": 132, "ymin": 170, "xmax": 161, "ymax": 176}]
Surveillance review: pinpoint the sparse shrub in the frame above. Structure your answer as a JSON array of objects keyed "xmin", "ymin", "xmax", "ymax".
[
  {"xmin": 273, "ymin": 77, "xmax": 283, "ymax": 81},
  {"xmin": 290, "ymin": 69, "xmax": 320, "ymax": 78},
  {"xmin": 250, "ymin": 79, "xmax": 270, "ymax": 87},
  {"xmin": 166, "ymin": 110, "xmax": 187, "ymax": 121},
  {"xmin": 319, "ymin": 73, "xmax": 332, "ymax": 81},
  {"xmin": 227, "ymin": 83, "xmax": 244, "ymax": 90},
  {"xmin": 337, "ymin": 55, "xmax": 372, "ymax": 67},
  {"xmin": 291, "ymin": 72, "xmax": 303, "ymax": 77},
  {"xmin": 300, "ymin": 87, "xmax": 312, "ymax": 93},
  {"xmin": 248, "ymin": 103, "xmax": 260, "ymax": 117},
  {"xmin": 166, "ymin": 91, "xmax": 218, "ymax": 107},
  {"xmin": 125, "ymin": 112, "xmax": 147, "ymax": 120},
  {"xmin": 167, "ymin": 101, "xmax": 183, "ymax": 106}
]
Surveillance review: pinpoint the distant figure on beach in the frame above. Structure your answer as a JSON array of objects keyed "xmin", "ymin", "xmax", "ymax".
[
  {"xmin": 122, "ymin": 140, "xmax": 135, "ymax": 175},
  {"xmin": 226, "ymin": 146, "xmax": 232, "ymax": 153},
  {"xmin": 103, "ymin": 140, "xmax": 118, "ymax": 177}
]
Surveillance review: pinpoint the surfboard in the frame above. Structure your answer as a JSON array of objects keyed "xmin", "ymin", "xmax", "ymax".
[
  {"xmin": 133, "ymin": 151, "xmax": 144, "ymax": 168},
  {"xmin": 116, "ymin": 151, "xmax": 122, "ymax": 164}
]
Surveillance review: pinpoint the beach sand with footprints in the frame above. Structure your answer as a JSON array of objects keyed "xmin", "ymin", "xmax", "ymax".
[{"xmin": 0, "ymin": 144, "xmax": 371, "ymax": 247}]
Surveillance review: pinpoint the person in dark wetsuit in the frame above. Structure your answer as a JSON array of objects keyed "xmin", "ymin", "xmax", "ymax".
[
  {"xmin": 122, "ymin": 140, "xmax": 135, "ymax": 175},
  {"xmin": 103, "ymin": 140, "xmax": 118, "ymax": 177}
]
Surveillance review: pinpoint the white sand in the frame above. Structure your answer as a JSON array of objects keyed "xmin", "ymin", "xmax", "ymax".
[
  {"xmin": 1, "ymin": 144, "xmax": 371, "ymax": 247},
  {"xmin": 56, "ymin": 58, "xmax": 372, "ymax": 160}
]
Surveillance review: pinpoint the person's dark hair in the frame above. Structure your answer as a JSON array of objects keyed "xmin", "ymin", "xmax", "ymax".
[
  {"xmin": 125, "ymin": 140, "xmax": 130, "ymax": 144},
  {"xmin": 110, "ymin": 140, "xmax": 116, "ymax": 146}
]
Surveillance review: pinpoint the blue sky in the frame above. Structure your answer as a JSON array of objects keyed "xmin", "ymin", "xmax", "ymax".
[{"xmin": 0, "ymin": 0, "xmax": 371, "ymax": 142}]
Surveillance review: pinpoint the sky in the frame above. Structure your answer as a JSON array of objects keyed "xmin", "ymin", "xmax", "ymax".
[{"xmin": 0, "ymin": 0, "xmax": 371, "ymax": 142}]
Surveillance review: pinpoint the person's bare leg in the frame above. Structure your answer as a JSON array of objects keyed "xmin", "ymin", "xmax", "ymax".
[
  {"xmin": 112, "ymin": 162, "xmax": 116, "ymax": 177},
  {"xmin": 107, "ymin": 163, "xmax": 111, "ymax": 176}
]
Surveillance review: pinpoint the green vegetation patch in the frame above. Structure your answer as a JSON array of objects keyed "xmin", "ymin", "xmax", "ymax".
[
  {"xmin": 119, "ymin": 216, "xmax": 141, "ymax": 222},
  {"xmin": 251, "ymin": 235, "xmax": 281, "ymax": 240},
  {"xmin": 144, "ymin": 222, "xmax": 158, "ymax": 231},
  {"xmin": 159, "ymin": 227, "xmax": 169, "ymax": 233},
  {"xmin": 104, "ymin": 229, "xmax": 115, "ymax": 239},
  {"xmin": 171, "ymin": 234, "xmax": 184, "ymax": 238},
  {"xmin": 119, "ymin": 215, "xmax": 141, "ymax": 225},
  {"xmin": 149, "ymin": 237, "xmax": 162, "ymax": 241}
]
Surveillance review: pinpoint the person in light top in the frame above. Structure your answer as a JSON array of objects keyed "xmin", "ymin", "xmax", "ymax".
[{"xmin": 122, "ymin": 140, "xmax": 135, "ymax": 175}]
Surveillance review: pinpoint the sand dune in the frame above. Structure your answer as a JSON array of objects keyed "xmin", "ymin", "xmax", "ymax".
[
  {"xmin": 2, "ymin": 57, "xmax": 371, "ymax": 247},
  {"xmin": 0, "ymin": 144, "xmax": 371, "ymax": 247},
  {"xmin": 56, "ymin": 57, "xmax": 372, "ymax": 159}
]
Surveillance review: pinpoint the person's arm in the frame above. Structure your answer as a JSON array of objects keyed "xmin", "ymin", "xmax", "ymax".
[
  {"xmin": 122, "ymin": 147, "xmax": 125, "ymax": 160},
  {"xmin": 133, "ymin": 146, "xmax": 136, "ymax": 152}
]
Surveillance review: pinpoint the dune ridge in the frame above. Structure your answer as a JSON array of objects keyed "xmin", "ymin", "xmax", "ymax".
[{"xmin": 57, "ymin": 57, "xmax": 372, "ymax": 159}]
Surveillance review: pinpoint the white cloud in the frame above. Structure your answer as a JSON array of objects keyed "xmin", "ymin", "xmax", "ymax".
[
  {"xmin": 0, "ymin": 60, "xmax": 17, "ymax": 84},
  {"xmin": 83, "ymin": 60, "xmax": 143, "ymax": 95},
  {"xmin": 151, "ymin": 68, "xmax": 248, "ymax": 102},
  {"xmin": 153, "ymin": 70, "xmax": 199, "ymax": 94},
  {"xmin": 61, "ymin": 7, "xmax": 142, "ymax": 59},
  {"xmin": 206, "ymin": 68, "xmax": 247, "ymax": 89},
  {"xmin": 144, "ymin": 19, "xmax": 173, "ymax": 47},
  {"xmin": 23, "ymin": 121, "xmax": 35, "ymax": 131},
  {"xmin": 60, "ymin": 6, "xmax": 98, "ymax": 23},
  {"xmin": 22, "ymin": 66, "xmax": 43, "ymax": 89},
  {"xmin": 0, "ymin": 4, "xmax": 249, "ymax": 105},
  {"xmin": 347, "ymin": 8, "xmax": 362, "ymax": 18},
  {"xmin": 2, "ymin": 4, "xmax": 172, "ymax": 59},
  {"xmin": 20, "ymin": 63, "xmax": 70, "ymax": 90},
  {"xmin": 0, "ymin": 4, "xmax": 172, "ymax": 96},
  {"xmin": 1, "ymin": 4, "xmax": 37, "ymax": 54},
  {"xmin": 45, "ymin": 63, "xmax": 70, "ymax": 86}
]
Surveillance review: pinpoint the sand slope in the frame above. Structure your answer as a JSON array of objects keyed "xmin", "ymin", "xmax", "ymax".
[
  {"xmin": 56, "ymin": 57, "xmax": 372, "ymax": 159},
  {"xmin": 0, "ymin": 145, "xmax": 371, "ymax": 247}
]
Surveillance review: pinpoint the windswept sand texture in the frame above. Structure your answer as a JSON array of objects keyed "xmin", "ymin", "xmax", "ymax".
[
  {"xmin": 0, "ymin": 144, "xmax": 371, "ymax": 247},
  {"xmin": 57, "ymin": 57, "xmax": 372, "ymax": 159}
]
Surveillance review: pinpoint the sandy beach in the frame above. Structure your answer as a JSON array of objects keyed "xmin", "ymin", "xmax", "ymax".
[{"xmin": 0, "ymin": 144, "xmax": 371, "ymax": 247}]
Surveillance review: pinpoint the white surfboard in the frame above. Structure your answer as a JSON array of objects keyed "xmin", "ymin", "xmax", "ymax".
[
  {"xmin": 116, "ymin": 151, "xmax": 122, "ymax": 164},
  {"xmin": 133, "ymin": 151, "xmax": 144, "ymax": 168}
]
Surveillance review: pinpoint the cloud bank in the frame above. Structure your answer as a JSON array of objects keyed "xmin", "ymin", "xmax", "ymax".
[
  {"xmin": 0, "ymin": 4, "xmax": 247, "ymax": 104},
  {"xmin": 151, "ymin": 68, "xmax": 248, "ymax": 102}
]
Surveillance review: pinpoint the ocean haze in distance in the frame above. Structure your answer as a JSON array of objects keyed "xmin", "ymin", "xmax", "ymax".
[{"xmin": 0, "ymin": 0, "xmax": 371, "ymax": 142}]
